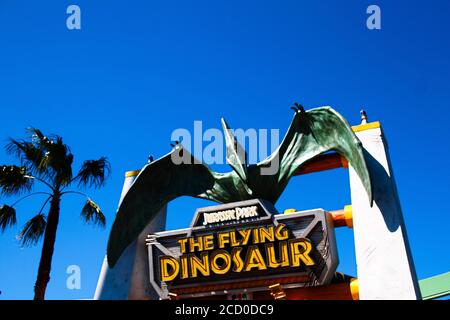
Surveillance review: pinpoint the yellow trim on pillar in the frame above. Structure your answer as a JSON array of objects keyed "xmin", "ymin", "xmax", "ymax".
[
  {"xmin": 344, "ymin": 205, "xmax": 353, "ymax": 228},
  {"xmin": 125, "ymin": 170, "xmax": 141, "ymax": 178},
  {"xmin": 352, "ymin": 121, "xmax": 381, "ymax": 132},
  {"xmin": 350, "ymin": 278, "xmax": 359, "ymax": 300}
]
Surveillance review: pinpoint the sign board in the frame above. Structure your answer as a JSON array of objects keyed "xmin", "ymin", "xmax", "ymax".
[{"xmin": 146, "ymin": 199, "xmax": 339, "ymax": 299}]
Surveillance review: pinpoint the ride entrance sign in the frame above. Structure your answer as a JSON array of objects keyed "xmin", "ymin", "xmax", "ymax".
[{"xmin": 146, "ymin": 199, "xmax": 338, "ymax": 299}]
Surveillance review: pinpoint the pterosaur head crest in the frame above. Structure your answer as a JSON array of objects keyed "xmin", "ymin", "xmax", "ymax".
[{"xmin": 221, "ymin": 118, "xmax": 248, "ymax": 184}]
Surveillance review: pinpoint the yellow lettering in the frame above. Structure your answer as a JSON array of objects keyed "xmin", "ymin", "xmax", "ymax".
[
  {"xmin": 232, "ymin": 247, "xmax": 244, "ymax": 272},
  {"xmin": 188, "ymin": 236, "xmax": 203, "ymax": 253},
  {"xmin": 244, "ymin": 246, "xmax": 267, "ymax": 271},
  {"xmin": 218, "ymin": 232, "xmax": 230, "ymax": 248},
  {"xmin": 177, "ymin": 238, "xmax": 188, "ymax": 254},
  {"xmin": 203, "ymin": 234, "xmax": 214, "ymax": 250},
  {"xmin": 275, "ymin": 224, "xmax": 289, "ymax": 241},
  {"xmin": 253, "ymin": 228, "xmax": 260, "ymax": 244},
  {"xmin": 189, "ymin": 253, "xmax": 210, "ymax": 277},
  {"xmin": 180, "ymin": 255, "xmax": 189, "ymax": 279},
  {"xmin": 159, "ymin": 256, "xmax": 180, "ymax": 282},
  {"xmin": 210, "ymin": 250, "xmax": 232, "ymax": 275},
  {"xmin": 238, "ymin": 229, "xmax": 252, "ymax": 245},
  {"xmin": 265, "ymin": 242, "xmax": 290, "ymax": 268},
  {"xmin": 289, "ymin": 239, "xmax": 315, "ymax": 267},
  {"xmin": 259, "ymin": 226, "xmax": 275, "ymax": 243},
  {"xmin": 230, "ymin": 231, "xmax": 241, "ymax": 247}
]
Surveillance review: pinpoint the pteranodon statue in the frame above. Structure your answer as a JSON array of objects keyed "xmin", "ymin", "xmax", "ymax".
[{"xmin": 107, "ymin": 105, "xmax": 372, "ymax": 267}]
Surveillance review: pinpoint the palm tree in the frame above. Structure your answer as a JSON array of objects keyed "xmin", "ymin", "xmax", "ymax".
[{"xmin": 0, "ymin": 128, "xmax": 110, "ymax": 300}]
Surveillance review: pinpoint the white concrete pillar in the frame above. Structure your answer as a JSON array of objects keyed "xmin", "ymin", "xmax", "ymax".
[
  {"xmin": 94, "ymin": 170, "xmax": 167, "ymax": 300},
  {"xmin": 349, "ymin": 122, "xmax": 421, "ymax": 300}
]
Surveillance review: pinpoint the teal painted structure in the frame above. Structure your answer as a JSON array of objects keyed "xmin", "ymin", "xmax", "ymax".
[{"xmin": 419, "ymin": 272, "xmax": 450, "ymax": 300}]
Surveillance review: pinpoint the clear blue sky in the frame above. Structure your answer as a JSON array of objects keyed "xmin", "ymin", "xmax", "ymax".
[{"xmin": 0, "ymin": 0, "xmax": 449, "ymax": 299}]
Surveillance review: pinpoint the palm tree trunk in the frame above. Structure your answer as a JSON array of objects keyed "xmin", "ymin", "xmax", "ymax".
[{"xmin": 33, "ymin": 194, "xmax": 61, "ymax": 300}]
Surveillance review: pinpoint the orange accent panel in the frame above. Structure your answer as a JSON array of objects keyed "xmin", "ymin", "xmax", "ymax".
[
  {"xmin": 329, "ymin": 210, "xmax": 347, "ymax": 228},
  {"xmin": 295, "ymin": 153, "xmax": 347, "ymax": 176}
]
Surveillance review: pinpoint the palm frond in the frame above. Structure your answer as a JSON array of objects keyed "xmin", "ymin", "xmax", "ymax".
[
  {"xmin": 81, "ymin": 199, "xmax": 106, "ymax": 227},
  {"xmin": 76, "ymin": 157, "xmax": 111, "ymax": 188},
  {"xmin": 27, "ymin": 127, "xmax": 52, "ymax": 149},
  {"xmin": 22, "ymin": 128, "xmax": 74, "ymax": 186},
  {"xmin": 18, "ymin": 213, "xmax": 46, "ymax": 246},
  {"xmin": 47, "ymin": 135, "xmax": 73, "ymax": 185},
  {"xmin": 5, "ymin": 138, "xmax": 45, "ymax": 174},
  {"xmin": 0, "ymin": 165, "xmax": 33, "ymax": 195},
  {"xmin": 0, "ymin": 204, "xmax": 17, "ymax": 232}
]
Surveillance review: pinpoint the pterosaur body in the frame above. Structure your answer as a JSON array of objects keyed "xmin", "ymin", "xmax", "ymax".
[{"xmin": 107, "ymin": 106, "xmax": 372, "ymax": 267}]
